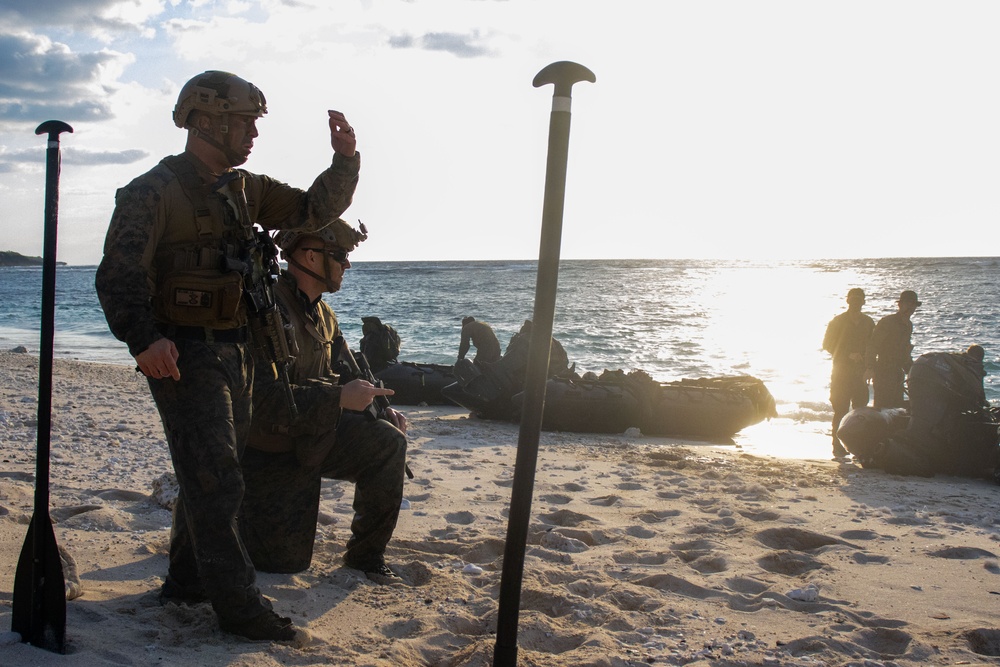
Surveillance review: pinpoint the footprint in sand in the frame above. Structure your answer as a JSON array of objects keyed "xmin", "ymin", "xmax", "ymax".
[
  {"xmin": 839, "ymin": 529, "xmax": 889, "ymax": 541},
  {"xmin": 94, "ymin": 489, "xmax": 150, "ymax": 502},
  {"xmin": 539, "ymin": 509, "xmax": 596, "ymax": 527},
  {"xmin": 780, "ymin": 627, "xmax": 914, "ymax": 659},
  {"xmin": 461, "ymin": 537, "xmax": 506, "ymax": 565},
  {"xmin": 386, "ymin": 561, "xmax": 434, "ymax": 586},
  {"xmin": 915, "ymin": 529, "xmax": 946, "ymax": 539},
  {"xmin": 613, "ymin": 550, "xmax": 670, "ymax": 565},
  {"xmin": 588, "ymin": 494, "xmax": 621, "ymax": 507},
  {"xmin": 738, "ymin": 509, "xmax": 785, "ymax": 522},
  {"xmin": 538, "ymin": 493, "xmax": 571, "ymax": 505},
  {"xmin": 670, "ymin": 538, "xmax": 728, "ymax": 573},
  {"xmin": 691, "ymin": 496, "xmax": 721, "ymax": 510},
  {"xmin": 429, "ymin": 527, "xmax": 461, "ymax": 540},
  {"xmin": 616, "ymin": 481, "xmax": 644, "ymax": 491},
  {"xmin": 539, "ymin": 531, "xmax": 588, "ymax": 553},
  {"xmin": 671, "ymin": 538, "xmax": 719, "ymax": 562},
  {"xmin": 965, "ymin": 628, "xmax": 1000, "ymax": 658},
  {"xmin": 51, "ymin": 504, "xmax": 104, "ymax": 522},
  {"xmin": 445, "ymin": 511, "xmax": 476, "ymax": 525},
  {"xmin": 848, "ymin": 627, "xmax": 914, "ymax": 657},
  {"xmin": 928, "ymin": 546, "xmax": 997, "ymax": 560},
  {"xmin": 605, "ymin": 588, "xmax": 663, "ymax": 612},
  {"xmin": 757, "ymin": 550, "xmax": 825, "ymax": 576},
  {"xmin": 549, "ymin": 527, "xmax": 620, "ymax": 547},
  {"xmin": 0, "ymin": 471, "xmax": 34, "ymax": 483},
  {"xmin": 626, "ymin": 525, "xmax": 656, "ymax": 539},
  {"xmin": 637, "ymin": 509, "xmax": 681, "ymax": 524},
  {"xmin": 852, "ymin": 552, "xmax": 890, "ymax": 564},
  {"xmin": 755, "ymin": 527, "xmax": 858, "ymax": 552},
  {"xmin": 725, "ymin": 576, "xmax": 771, "ymax": 596}
]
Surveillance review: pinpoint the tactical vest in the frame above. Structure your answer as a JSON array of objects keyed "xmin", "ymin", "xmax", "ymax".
[
  {"xmin": 274, "ymin": 275, "xmax": 339, "ymax": 383},
  {"xmin": 247, "ymin": 275, "xmax": 341, "ymax": 453},
  {"xmin": 149, "ymin": 155, "xmax": 259, "ymax": 329}
]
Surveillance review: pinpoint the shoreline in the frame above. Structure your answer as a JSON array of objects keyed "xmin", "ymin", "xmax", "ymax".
[
  {"xmin": 2, "ymin": 352, "xmax": 1000, "ymax": 666},
  {"xmin": 0, "ymin": 343, "xmax": 836, "ymax": 462}
]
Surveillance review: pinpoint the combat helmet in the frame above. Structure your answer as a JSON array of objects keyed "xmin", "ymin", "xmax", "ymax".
[
  {"xmin": 173, "ymin": 70, "xmax": 267, "ymax": 130},
  {"xmin": 275, "ymin": 219, "xmax": 367, "ymax": 293},
  {"xmin": 274, "ymin": 219, "xmax": 368, "ymax": 257}
]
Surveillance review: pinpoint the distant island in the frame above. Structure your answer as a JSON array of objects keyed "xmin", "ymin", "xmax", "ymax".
[{"xmin": 0, "ymin": 250, "xmax": 67, "ymax": 267}]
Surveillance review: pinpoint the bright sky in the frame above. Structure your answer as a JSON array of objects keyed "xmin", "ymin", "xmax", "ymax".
[{"xmin": 2, "ymin": 0, "xmax": 999, "ymax": 266}]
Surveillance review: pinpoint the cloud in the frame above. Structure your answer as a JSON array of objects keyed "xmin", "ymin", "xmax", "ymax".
[
  {"xmin": 0, "ymin": 145, "xmax": 148, "ymax": 168},
  {"xmin": 0, "ymin": 30, "xmax": 131, "ymax": 124},
  {"xmin": 63, "ymin": 148, "xmax": 149, "ymax": 165},
  {"xmin": 389, "ymin": 30, "xmax": 497, "ymax": 58},
  {"xmin": 0, "ymin": 0, "xmax": 160, "ymax": 37}
]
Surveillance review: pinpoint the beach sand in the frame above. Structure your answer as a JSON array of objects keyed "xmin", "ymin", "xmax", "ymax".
[{"xmin": 1, "ymin": 349, "xmax": 1000, "ymax": 666}]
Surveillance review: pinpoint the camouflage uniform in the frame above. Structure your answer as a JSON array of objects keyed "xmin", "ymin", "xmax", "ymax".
[
  {"xmin": 241, "ymin": 271, "xmax": 407, "ymax": 573},
  {"xmin": 866, "ymin": 312, "xmax": 914, "ymax": 409},
  {"xmin": 95, "ymin": 150, "xmax": 359, "ymax": 625},
  {"xmin": 458, "ymin": 318, "xmax": 502, "ymax": 367}
]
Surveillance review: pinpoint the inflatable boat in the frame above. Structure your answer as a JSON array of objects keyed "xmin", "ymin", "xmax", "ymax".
[
  {"xmin": 836, "ymin": 348, "xmax": 1000, "ymax": 479},
  {"xmin": 374, "ymin": 361, "xmax": 458, "ymax": 406},
  {"xmin": 443, "ymin": 371, "xmax": 777, "ymax": 438}
]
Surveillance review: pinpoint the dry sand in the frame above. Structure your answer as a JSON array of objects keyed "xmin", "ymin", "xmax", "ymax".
[{"xmin": 1, "ymin": 349, "xmax": 1000, "ymax": 666}]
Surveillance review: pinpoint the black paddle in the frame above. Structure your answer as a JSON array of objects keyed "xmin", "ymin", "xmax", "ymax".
[
  {"xmin": 493, "ymin": 62, "xmax": 594, "ymax": 667},
  {"xmin": 11, "ymin": 120, "xmax": 73, "ymax": 653}
]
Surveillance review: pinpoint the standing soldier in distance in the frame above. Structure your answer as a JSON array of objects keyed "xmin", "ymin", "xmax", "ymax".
[
  {"xmin": 866, "ymin": 290, "xmax": 921, "ymax": 409},
  {"xmin": 823, "ymin": 288, "xmax": 875, "ymax": 459},
  {"xmin": 95, "ymin": 70, "xmax": 360, "ymax": 642}
]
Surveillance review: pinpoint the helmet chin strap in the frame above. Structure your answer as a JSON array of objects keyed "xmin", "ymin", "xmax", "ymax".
[
  {"xmin": 287, "ymin": 254, "xmax": 340, "ymax": 293},
  {"xmin": 190, "ymin": 114, "xmax": 247, "ymax": 166}
]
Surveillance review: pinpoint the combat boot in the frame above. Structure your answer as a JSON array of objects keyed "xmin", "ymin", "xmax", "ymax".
[
  {"xmin": 344, "ymin": 554, "xmax": 400, "ymax": 583},
  {"xmin": 158, "ymin": 577, "xmax": 208, "ymax": 606},
  {"xmin": 218, "ymin": 609, "xmax": 298, "ymax": 642}
]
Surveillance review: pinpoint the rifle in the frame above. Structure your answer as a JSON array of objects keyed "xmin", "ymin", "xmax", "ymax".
[
  {"xmin": 332, "ymin": 334, "xmax": 413, "ymax": 479},
  {"xmin": 221, "ymin": 173, "xmax": 298, "ymax": 419}
]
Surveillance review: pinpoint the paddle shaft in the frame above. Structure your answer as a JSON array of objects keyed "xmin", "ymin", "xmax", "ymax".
[
  {"xmin": 34, "ymin": 126, "xmax": 67, "ymax": 532},
  {"xmin": 493, "ymin": 62, "xmax": 594, "ymax": 667},
  {"xmin": 12, "ymin": 120, "xmax": 73, "ymax": 652}
]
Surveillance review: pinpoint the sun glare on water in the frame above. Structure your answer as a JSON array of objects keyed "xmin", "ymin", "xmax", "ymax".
[{"xmin": 694, "ymin": 262, "xmax": 869, "ymax": 459}]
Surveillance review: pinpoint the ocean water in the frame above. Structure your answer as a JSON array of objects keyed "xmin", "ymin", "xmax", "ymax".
[{"xmin": 3, "ymin": 258, "xmax": 999, "ymax": 461}]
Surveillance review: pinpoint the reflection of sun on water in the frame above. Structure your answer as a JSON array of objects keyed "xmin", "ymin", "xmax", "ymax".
[{"xmin": 692, "ymin": 262, "xmax": 870, "ymax": 460}]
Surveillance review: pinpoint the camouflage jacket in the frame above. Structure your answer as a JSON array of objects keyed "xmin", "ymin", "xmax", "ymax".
[
  {"xmin": 866, "ymin": 312, "xmax": 914, "ymax": 372},
  {"xmin": 95, "ymin": 150, "xmax": 360, "ymax": 357},
  {"xmin": 249, "ymin": 271, "xmax": 344, "ymax": 452}
]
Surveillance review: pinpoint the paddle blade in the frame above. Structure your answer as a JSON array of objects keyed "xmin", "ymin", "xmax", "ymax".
[{"xmin": 11, "ymin": 514, "xmax": 67, "ymax": 653}]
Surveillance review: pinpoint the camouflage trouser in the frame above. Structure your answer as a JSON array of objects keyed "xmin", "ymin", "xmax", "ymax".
[
  {"xmin": 830, "ymin": 365, "xmax": 870, "ymax": 446},
  {"xmin": 148, "ymin": 339, "xmax": 270, "ymax": 623},
  {"xmin": 872, "ymin": 364, "xmax": 906, "ymax": 409},
  {"xmin": 240, "ymin": 412, "xmax": 407, "ymax": 573}
]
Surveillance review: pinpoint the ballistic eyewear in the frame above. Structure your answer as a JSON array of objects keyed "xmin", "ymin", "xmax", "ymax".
[{"xmin": 303, "ymin": 247, "xmax": 349, "ymax": 265}]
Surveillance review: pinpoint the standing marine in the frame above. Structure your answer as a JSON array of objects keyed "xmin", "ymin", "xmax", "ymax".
[
  {"xmin": 822, "ymin": 288, "xmax": 875, "ymax": 458},
  {"xmin": 95, "ymin": 70, "xmax": 360, "ymax": 641},
  {"xmin": 866, "ymin": 290, "xmax": 921, "ymax": 409}
]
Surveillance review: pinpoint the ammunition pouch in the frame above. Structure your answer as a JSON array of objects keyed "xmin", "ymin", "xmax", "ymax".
[{"xmin": 156, "ymin": 269, "xmax": 246, "ymax": 328}]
